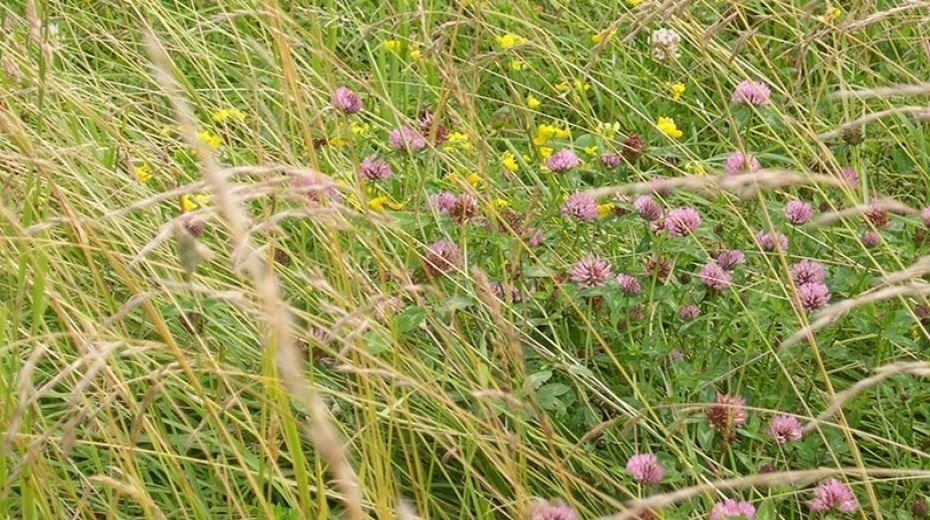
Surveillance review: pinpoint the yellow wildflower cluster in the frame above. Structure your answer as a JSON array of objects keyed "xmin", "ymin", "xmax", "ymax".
[
  {"xmin": 212, "ymin": 108, "xmax": 246, "ymax": 123},
  {"xmin": 526, "ymin": 94, "xmax": 541, "ymax": 109},
  {"xmin": 668, "ymin": 82, "xmax": 686, "ymax": 101},
  {"xmin": 383, "ymin": 40, "xmax": 402, "ymax": 53},
  {"xmin": 133, "ymin": 164, "xmax": 152, "ymax": 183},
  {"xmin": 195, "ymin": 130, "xmax": 222, "ymax": 150},
  {"xmin": 501, "ymin": 151, "xmax": 519, "ymax": 172},
  {"xmin": 591, "ymin": 29, "xmax": 617, "ymax": 44},
  {"xmin": 597, "ymin": 121, "xmax": 621, "ymax": 140},
  {"xmin": 510, "ymin": 60, "xmax": 525, "ymax": 71},
  {"xmin": 181, "ymin": 193, "xmax": 211, "ymax": 213},
  {"xmin": 532, "ymin": 123, "xmax": 571, "ymax": 146},
  {"xmin": 496, "ymin": 33, "xmax": 526, "ymax": 50},
  {"xmin": 656, "ymin": 117, "xmax": 683, "ymax": 139},
  {"xmin": 443, "ymin": 132, "xmax": 471, "ymax": 151},
  {"xmin": 350, "ymin": 122, "xmax": 371, "ymax": 136},
  {"xmin": 597, "ymin": 203, "xmax": 615, "ymax": 219}
]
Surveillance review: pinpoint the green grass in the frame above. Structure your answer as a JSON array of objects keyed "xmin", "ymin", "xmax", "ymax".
[{"xmin": 1, "ymin": 0, "xmax": 929, "ymax": 518}]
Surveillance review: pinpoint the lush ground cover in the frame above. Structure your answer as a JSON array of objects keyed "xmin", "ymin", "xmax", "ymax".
[{"xmin": 1, "ymin": 0, "xmax": 930, "ymax": 518}]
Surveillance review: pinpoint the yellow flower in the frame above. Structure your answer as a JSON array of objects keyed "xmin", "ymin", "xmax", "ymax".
[
  {"xmin": 573, "ymin": 79, "xmax": 591, "ymax": 93},
  {"xmin": 656, "ymin": 117, "xmax": 683, "ymax": 139},
  {"xmin": 133, "ymin": 164, "xmax": 152, "ymax": 183},
  {"xmin": 367, "ymin": 195, "xmax": 388, "ymax": 212},
  {"xmin": 350, "ymin": 122, "xmax": 371, "ymax": 136},
  {"xmin": 533, "ymin": 124, "xmax": 556, "ymax": 146},
  {"xmin": 329, "ymin": 136, "xmax": 346, "ymax": 149},
  {"xmin": 490, "ymin": 198, "xmax": 510, "ymax": 208},
  {"xmin": 195, "ymin": 130, "xmax": 222, "ymax": 150},
  {"xmin": 443, "ymin": 132, "xmax": 471, "ymax": 151},
  {"xmin": 597, "ymin": 203, "xmax": 614, "ymax": 219},
  {"xmin": 597, "ymin": 121, "xmax": 620, "ymax": 140},
  {"xmin": 554, "ymin": 81, "xmax": 570, "ymax": 93},
  {"xmin": 212, "ymin": 108, "xmax": 246, "ymax": 123},
  {"xmin": 501, "ymin": 151, "xmax": 519, "ymax": 172},
  {"xmin": 626, "ymin": 0, "xmax": 643, "ymax": 5},
  {"xmin": 383, "ymin": 40, "xmax": 402, "ymax": 53},
  {"xmin": 496, "ymin": 33, "xmax": 526, "ymax": 50},
  {"xmin": 668, "ymin": 82, "xmax": 686, "ymax": 101},
  {"xmin": 466, "ymin": 172, "xmax": 482, "ymax": 187},
  {"xmin": 685, "ymin": 161, "xmax": 706, "ymax": 176},
  {"xmin": 554, "ymin": 126, "xmax": 572, "ymax": 139},
  {"xmin": 538, "ymin": 146, "xmax": 554, "ymax": 160},
  {"xmin": 510, "ymin": 59, "xmax": 525, "ymax": 71},
  {"xmin": 408, "ymin": 44, "xmax": 422, "ymax": 61},
  {"xmin": 591, "ymin": 29, "xmax": 617, "ymax": 44},
  {"xmin": 181, "ymin": 193, "xmax": 211, "ymax": 213},
  {"xmin": 818, "ymin": 5, "xmax": 842, "ymax": 23},
  {"xmin": 583, "ymin": 145, "xmax": 598, "ymax": 156},
  {"xmin": 526, "ymin": 94, "xmax": 541, "ymax": 109}
]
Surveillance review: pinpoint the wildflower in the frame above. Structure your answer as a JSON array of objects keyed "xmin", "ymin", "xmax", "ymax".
[
  {"xmin": 626, "ymin": 453, "xmax": 663, "ymax": 484},
  {"xmin": 665, "ymin": 207, "xmax": 701, "ymax": 236},
  {"xmin": 527, "ymin": 228, "xmax": 544, "ymax": 247},
  {"xmin": 583, "ymin": 145, "xmax": 598, "ymax": 156},
  {"xmin": 180, "ymin": 193, "xmax": 211, "ymax": 213},
  {"xmin": 865, "ymin": 204, "xmax": 890, "ymax": 228},
  {"xmin": 616, "ymin": 273, "xmax": 642, "ymax": 295},
  {"xmin": 767, "ymin": 414, "xmax": 803, "ymax": 444},
  {"xmin": 424, "ymin": 239, "xmax": 461, "ymax": 276},
  {"xmin": 211, "ymin": 107, "xmax": 246, "ymax": 123},
  {"xmin": 841, "ymin": 125, "xmax": 863, "ymax": 145},
  {"xmin": 626, "ymin": 0, "xmax": 643, "ymax": 5},
  {"xmin": 808, "ymin": 479, "xmax": 858, "ymax": 513},
  {"xmin": 684, "ymin": 161, "xmax": 706, "ymax": 175},
  {"xmin": 489, "ymin": 198, "xmax": 510, "ymax": 209},
  {"xmin": 709, "ymin": 499, "xmax": 756, "ymax": 520},
  {"xmin": 443, "ymin": 131, "xmax": 471, "ymax": 151},
  {"xmin": 706, "ymin": 393, "xmax": 747, "ymax": 431},
  {"xmin": 546, "ymin": 149, "xmax": 580, "ymax": 173},
  {"xmin": 133, "ymin": 164, "xmax": 153, "ymax": 183},
  {"xmin": 449, "ymin": 194, "xmax": 478, "ymax": 223},
  {"xmin": 597, "ymin": 203, "xmax": 614, "ymax": 219},
  {"xmin": 911, "ymin": 499, "xmax": 929, "ymax": 518},
  {"xmin": 922, "ymin": 207, "xmax": 930, "ymax": 226},
  {"xmin": 358, "ymin": 155, "xmax": 392, "ymax": 181},
  {"xmin": 699, "ymin": 262, "xmax": 732, "ymax": 291},
  {"xmin": 195, "ymin": 130, "xmax": 222, "ymax": 150},
  {"xmin": 529, "ymin": 499, "xmax": 577, "ymax": 520},
  {"xmin": 633, "ymin": 195, "xmax": 663, "ymax": 221},
  {"xmin": 841, "ymin": 167, "xmax": 859, "ymax": 187},
  {"xmin": 510, "ymin": 59, "xmax": 525, "ymax": 71},
  {"xmin": 644, "ymin": 254, "xmax": 673, "ymax": 281},
  {"xmin": 428, "ymin": 192, "xmax": 457, "ymax": 212},
  {"xmin": 784, "ymin": 199, "xmax": 813, "ymax": 224},
  {"xmin": 526, "ymin": 94, "xmax": 541, "ymax": 109},
  {"xmin": 668, "ymin": 82, "xmax": 686, "ymax": 101},
  {"xmin": 714, "ymin": 250, "xmax": 745, "ymax": 271},
  {"xmin": 383, "ymin": 39, "xmax": 402, "ymax": 53},
  {"xmin": 650, "ymin": 217, "xmax": 667, "ymax": 235},
  {"xmin": 554, "ymin": 81, "xmax": 570, "ymax": 93},
  {"xmin": 293, "ymin": 174, "xmax": 341, "ymax": 204},
  {"xmin": 600, "ymin": 153, "xmax": 621, "ymax": 169},
  {"xmin": 597, "ymin": 121, "xmax": 621, "ymax": 140},
  {"xmin": 678, "ymin": 304, "xmax": 700, "ymax": 321},
  {"xmin": 621, "ymin": 133, "xmax": 646, "ymax": 161},
  {"xmin": 496, "ymin": 33, "xmax": 525, "ymax": 50},
  {"xmin": 755, "ymin": 231, "xmax": 788, "ymax": 252},
  {"xmin": 533, "ymin": 124, "xmax": 557, "ymax": 146},
  {"xmin": 502, "ymin": 151, "xmax": 520, "ymax": 172},
  {"xmin": 730, "ymin": 80, "xmax": 771, "ymax": 105},
  {"xmin": 723, "ymin": 152, "xmax": 760, "ymax": 176},
  {"xmin": 350, "ymin": 122, "xmax": 371, "ymax": 136},
  {"xmin": 656, "ymin": 117, "xmax": 683, "ymax": 139},
  {"xmin": 538, "ymin": 146, "xmax": 554, "ymax": 161},
  {"xmin": 388, "ymin": 126, "xmax": 426, "ymax": 151},
  {"xmin": 407, "ymin": 43, "xmax": 422, "ymax": 62},
  {"xmin": 489, "ymin": 282, "xmax": 524, "ymax": 303},
  {"xmin": 790, "ymin": 259, "xmax": 825, "ymax": 285},
  {"xmin": 860, "ymin": 230, "xmax": 881, "ymax": 247},
  {"xmin": 570, "ymin": 255, "xmax": 613, "ymax": 289},
  {"xmin": 817, "ymin": 6, "xmax": 843, "ymax": 23},
  {"xmin": 561, "ymin": 192, "xmax": 598, "ymax": 222},
  {"xmin": 328, "ymin": 136, "xmax": 346, "ymax": 149},
  {"xmin": 797, "ymin": 282, "xmax": 831, "ymax": 311},
  {"xmin": 366, "ymin": 195, "xmax": 389, "ymax": 212},
  {"xmin": 649, "ymin": 28, "xmax": 681, "ymax": 61},
  {"xmin": 466, "ymin": 172, "xmax": 482, "ymax": 187}
]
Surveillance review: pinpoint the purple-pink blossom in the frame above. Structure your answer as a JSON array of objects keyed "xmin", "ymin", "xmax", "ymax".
[
  {"xmin": 570, "ymin": 255, "xmax": 613, "ymax": 289},
  {"xmin": 561, "ymin": 192, "xmax": 598, "ymax": 222},
  {"xmin": 790, "ymin": 259, "xmax": 825, "ymax": 285},
  {"xmin": 730, "ymin": 80, "xmax": 771, "ymax": 106},
  {"xmin": 358, "ymin": 155, "xmax": 392, "ymax": 181},
  {"xmin": 709, "ymin": 499, "xmax": 756, "ymax": 520},
  {"xmin": 626, "ymin": 453, "xmax": 664, "ymax": 484},
  {"xmin": 633, "ymin": 195, "xmax": 663, "ymax": 221},
  {"xmin": 331, "ymin": 86, "xmax": 362, "ymax": 114},
  {"xmin": 755, "ymin": 231, "xmax": 788, "ymax": 252},
  {"xmin": 616, "ymin": 273, "xmax": 642, "ymax": 295},
  {"xmin": 529, "ymin": 500, "xmax": 578, "ymax": 520},
  {"xmin": 767, "ymin": 414, "xmax": 802, "ymax": 444},
  {"xmin": 723, "ymin": 152, "xmax": 761, "ymax": 176},
  {"xmin": 428, "ymin": 192, "xmax": 457, "ymax": 212},
  {"xmin": 714, "ymin": 250, "xmax": 745, "ymax": 271},
  {"xmin": 860, "ymin": 230, "xmax": 881, "ymax": 247},
  {"xmin": 389, "ymin": 126, "xmax": 427, "ymax": 151},
  {"xmin": 293, "ymin": 173, "xmax": 342, "ymax": 204},
  {"xmin": 600, "ymin": 152, "xmax": 621, "ymax": 169},
  {"xmin": 424, "ymin": 239, "xmax": 461, "ymax": 275},
  {"xmin": 808, "ymin": 479, "xmax": 858, "ymax": 514},
  {"xmin": 784, "ymin": 199, "xmax": 813, "ymax": 224},
  {"xmin": 921, "ymin": 207, "xmax": 930, "ymax": 227},
  {"xmin": 841, "ymin": 167, "xmax": 859, "ymax": 188},
  {"xmin": 797, "ymin": 282, "xmax": 830, "ymax": 311},
  {"xmin": 678, "ymin": 304, "xmax": 700, "ymax": 321},
  {"xmin": 665, "ymin": 207, "xmax": 701, "ymax": 237},
  {"xmin": 706, "ymin": 393, "xmax": 747, "ymax": 431},
  {"xmin": 699, "ymin": 262, "xmax": 732, "ymax": 291},
  {"xmin": 546, "ymin": 148, "xmax": 580, "ymax": 173}
]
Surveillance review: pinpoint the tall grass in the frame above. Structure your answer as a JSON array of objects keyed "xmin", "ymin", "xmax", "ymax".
[{"xmin": 1, "ymin": 0, "xmax": 929, "ymax": 518}]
